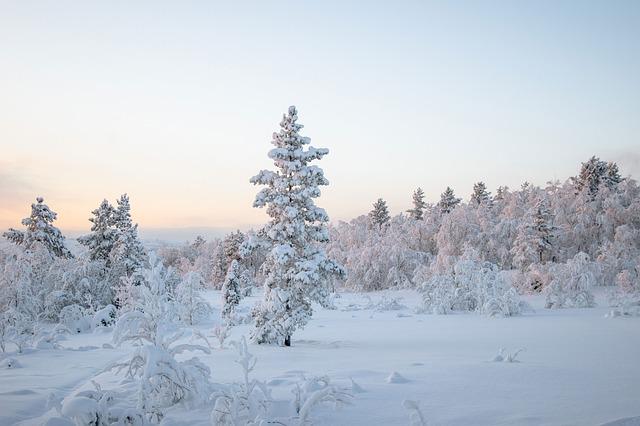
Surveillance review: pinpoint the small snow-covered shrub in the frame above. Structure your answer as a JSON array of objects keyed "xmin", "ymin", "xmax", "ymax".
[
  {"xmin": 291, "ymin": 375, "xmax": 353, "ymax": 424},
  {"xmin": 4, "ymin": 309, "xmax": 35, "ymax": 353},
  {"xmin": 368, "ymin": 295, "xmax": 407, "ymax": 312},
  {"xmin": 175, "ymin": 271, "xmax": 213, "ymax": 325},
  {"xmin": 492, "ymin": 347, "xmax": 525, "ymax": 363},
  {"xmin": 545, "ymin": 252, "xmax": 597, "ymax": 309},
  {"xmin": 0, "ymin": 357, "xmax": 22, "ymax": 369},
  {"xmin": 60, "ymin": 396, "xmax": 103, "ymax": 426},
  {"xmin": 54, "ymin": 381, "xmax": 141, "ymax": 426},
  {"xmin": 419, "ymin": 250, "xmax": 527, "ymax": 316},
  {"xmin": 211, "ymin": 336, "xmax": 271, "ymax": 425},
  {"xmin": 35, "ymin": 331, "xmax": 63, "ymax": 350},
  {"xmin": 91, "ymin": 305, "xmax": 117, "ymax": 329},
  {"xmin": 59, "ymin": 304, "xmax": 92, "ymax": 333},
  {"xmin": 112, "ymin": 257, "xmax": 212, "ymax": 421},
  {"xmin": 402, "ymin": 400, "xmax": 427, "ymax": 426},
  {"xmin": 211, "ymin": 336, "xmax": 353, "ymax": 426},
  {"xmin": 213, "ymin": 324, "xmax": 231, "ymax": 349},
  {"xmin": 44, "ymin": 290, "xmax": 74, "ymax": 322},
  {"xmin": 607, "ymin": 268, "xmax": 640, "ymax": 316}
]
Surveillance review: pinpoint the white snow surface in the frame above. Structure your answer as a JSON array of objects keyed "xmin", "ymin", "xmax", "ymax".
[{"xmin": 1, "ymin": 289, "xmax": 639, "ymax": 426}]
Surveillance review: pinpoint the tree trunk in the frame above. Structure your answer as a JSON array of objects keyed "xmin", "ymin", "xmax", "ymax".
[{"xmin": 284, "ymin": 335, "xmax": 291, "ymax": 347}]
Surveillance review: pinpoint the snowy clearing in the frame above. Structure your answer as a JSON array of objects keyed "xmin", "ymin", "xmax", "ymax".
[{"xmin": 2, "ymin": 289, "xmax": 639, "ymax": 426}]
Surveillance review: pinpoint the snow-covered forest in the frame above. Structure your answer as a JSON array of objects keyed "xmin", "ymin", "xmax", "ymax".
[{"xmin": 1, "ymin": 107, "xmax": 639, "ymax": 425}]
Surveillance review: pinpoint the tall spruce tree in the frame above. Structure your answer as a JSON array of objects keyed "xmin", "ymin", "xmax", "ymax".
[
  {"xmin": 369, "ymin": 198, "xmax": 390, "ymax": 229},
  {"xmin": 249, "ymin": 106, "xmax": 345, "ymax": 346},
  {"xmin": 78, "ymin": 199, "xmax": 118, "ymax": 264},
  {"xmin": 110, "ymin": 194, "xmax": 147, "ymax": 285},
  {"xmin": 3, "ymin": 197, "xmax": 72, "ymax": 258},
  {"xmin": 437, "ymin": 187, "xmax": 461, "ymax": 214},
  {"xmin": 470, "ymin": 181, "xmax": 491, "ymax": 207},
  {"xmin": 406, "ymin": 187, "xmax": 426, "ymax": 220}
]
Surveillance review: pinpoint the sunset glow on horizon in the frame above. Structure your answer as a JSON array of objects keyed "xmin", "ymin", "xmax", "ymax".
[{"xmin": 2, "ymin": 1, "xmax": 639, "ymax": 237}]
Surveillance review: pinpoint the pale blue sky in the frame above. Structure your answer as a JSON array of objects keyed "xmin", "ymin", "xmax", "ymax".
[{"xmin": 1, "ymin": 1, "xmax": 639, "ymax": 235}]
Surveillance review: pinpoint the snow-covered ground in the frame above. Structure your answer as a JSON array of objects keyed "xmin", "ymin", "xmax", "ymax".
[{"xmin": 2, "ymin": 289, "xmax": 639, "ymax": 426}]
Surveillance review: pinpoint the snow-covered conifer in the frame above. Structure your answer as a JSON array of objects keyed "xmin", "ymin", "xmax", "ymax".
[
  {"xmin": 511, "ymin": 198, "xmax": 556, "ymax": 270},
  {"xmin": 249, "ymin": 106, "xmax": 345, "ymax": 346},
  {"xmin": 223, "ymin": 230, "xmax": 245, "ymax": 262},
  {"xmin": 369, "ymin": 198, "xmax": 390, "ymax": 229},
  {"xmin": 110, "ymin": 194, "xmax": 147, "ymax": 285},
  {"xmin": 77, "ymin": 199, "xmax": 118, "ymax": 264},
  {"xmin": 406, "ymin": 188, "xmax": 426, "ymax": 220},
  {"xmin": 221, "ymin": 259, "xmax": 252, "ymax": 322},
  {"xmin": 470, "ymin": 182, "xmax": 491, "ymax": 207},
  {"xmin": 3, "ymin": 197, "xmax": 72, "ymax": 258},
  {"xmin": 437, "ymin": 187, "xmax": 461, "ymax": 214}
]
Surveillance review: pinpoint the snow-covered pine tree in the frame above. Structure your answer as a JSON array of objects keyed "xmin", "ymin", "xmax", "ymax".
[
  {"xmin": 77, "ymin": 199, "xmax": 118, "ymax": 264},
  {"xmin": 470, "ymin": 181, "xmax": 491, "ymax": 207},
  {"xmin": 494, "ymin": 186, "xmax": 509, "ymax": 202},
  {"xmin": 221, "ymin": 259, "xmax": 252, "ymax": 322},
  {"xmin": 210, "ymin": 244, "xmax": 228, "ymax": 289},
  {"xmin": 249, "ymin": 106, "xmax": 345, "ymax": 346},
  {"xmin": 511, "ymin": 198, "xmax": 556, "ymax": 270},
  {"xmin": 110, "ymin": 194, "xmax": 147, "ymax": 286},
  {"xmin": 406, "ymin": 187, "xmax": 426, "ymax": 220},
  {"xmin": 576, "ymin": 156, "xmax": 622, "ymax": 196},
  {"xmin": 437, "ymin": 187, "xmax": 461, "ymax": 214},
  {"xmin": 604, "ymin": 161, "xmax": 623, "ymax": 188},
  {"xmin": 369, "ymin": 198, "xmax": 390, "ymax": 229},
  {"xmin": 223, "ymin": 230, "xmax": 245, "ymax": 262},
  {"xmin": 3, "ymin": 197, "xmax": 73, "ymax": 258}
]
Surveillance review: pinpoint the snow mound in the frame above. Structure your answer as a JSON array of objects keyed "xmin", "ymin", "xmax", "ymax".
[
  {"xmin": 60, "ymin": 396, "xmax": 100, "ymax": 425},
  {"xmin": 386, "ymin": 371, "xmax": 409, "ymax": 383},
  {"xmin": 43, "ymin": 417, "xmax": 75, "ymax": 426},
  {"xmin": 0, "ymin": 358, "xmax": 22, "ymax": 369},
  {"xmin": 600, "ymin": 417, "xmax": 640, "ymax": 426},
  {"xmin": 350, "ymin": 378, "xmax": 366, "ymax": 393}
]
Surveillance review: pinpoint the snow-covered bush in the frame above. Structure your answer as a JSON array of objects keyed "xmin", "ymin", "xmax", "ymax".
[
  {"xmin": 290, "ymin": 375, "xmax": 353, "ymax": 424},
  {"xmin": 545, "ymin": 252, "xmax": 597, "ymax": 308},
  {"xmin": 210, "ymin": 336, "xmax": 271, "ymax": 425},
  {"xmin": 418, "ymin": 250, "xmax": 527, "ymax": 316},
  {"xmin": 211, "ymin": 336, "xmax": 352, "ymax": 426},
  {"xmin": 175, "ymin": 271, "xmax": 213, "ymax": 325},
  {"xmin": 59, "ymin": 304, "xmax": 92, "ymax": 334},
  {"xmin": 91, "ymin": 304, "xmax": 117, "ymax": 329},
  {"xmin": 0, "ymin": 357, "xmax": 22, "ymax": 369},
  {"xmin": 35, "ymin": 331, "xmax": 64, "ymax": 350},
  {"xmin": 3, "ymin": 308, "xmax": 36, "ymax": 353},
  {"xmin": 112, "ymin": 256, "xmax": 212, "ymax": 421}
]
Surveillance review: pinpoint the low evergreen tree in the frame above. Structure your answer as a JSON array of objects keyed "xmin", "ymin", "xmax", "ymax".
[
  {"xmin": 406, "ymin": 188, "xmax": 426, "ymax": 220},
  {"xmin": 3, "ymin": 197, "xmax": 72, "ymax": 258},
  {"xmin": 221, "ymin": 259, "xmax": 252, "ymax": 322}
]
